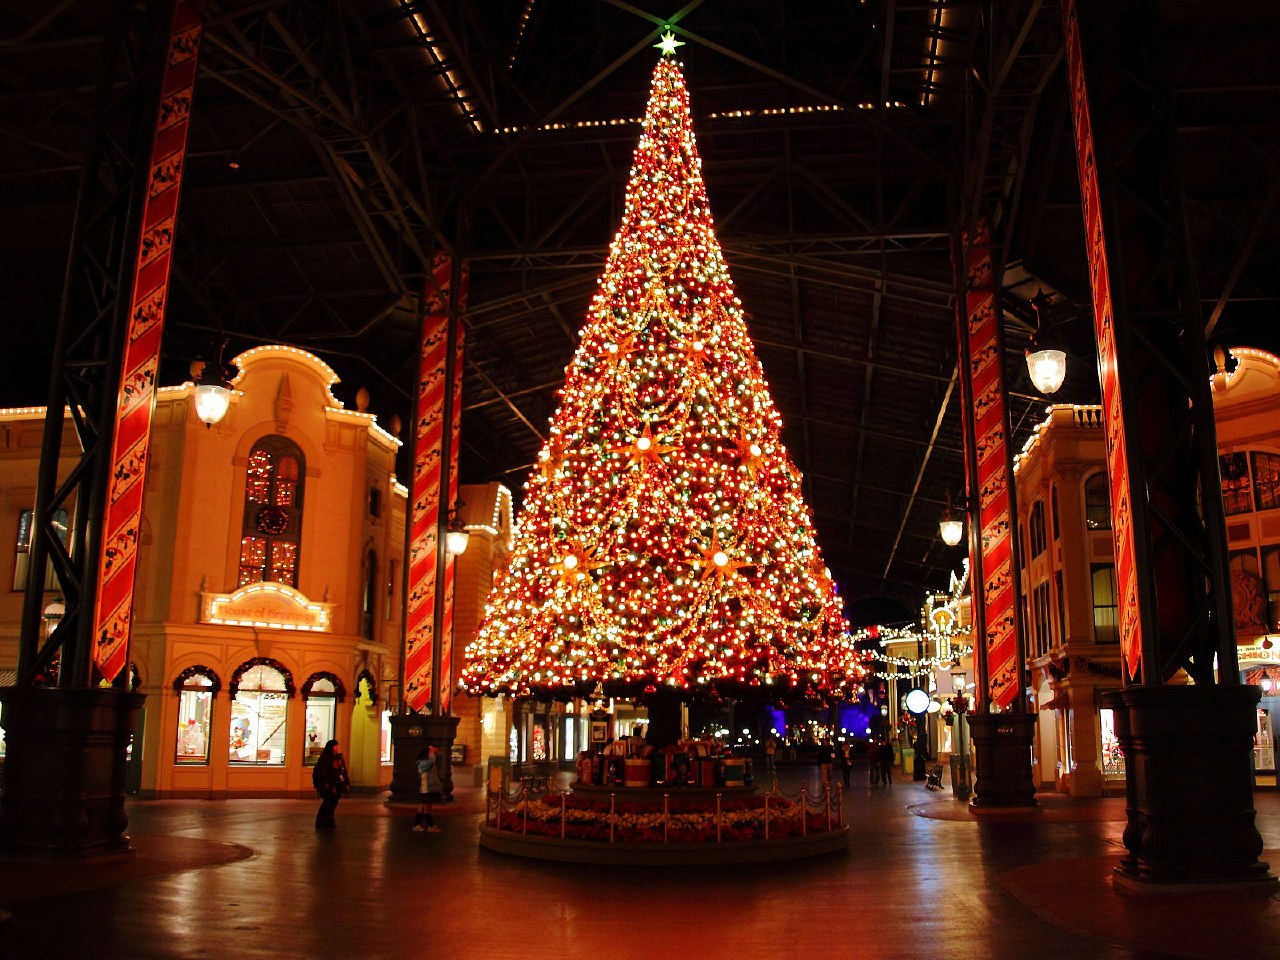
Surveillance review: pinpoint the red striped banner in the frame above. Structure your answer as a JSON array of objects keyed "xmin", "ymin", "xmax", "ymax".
[
  {"xmin": 405, "ymin": 255, "xmax": 455, "ymax": 711},
  {"xmin": 438, "ymin": 267, "xmax": 467, "ymax": 715},
  {"xmin": 92, "ymin": 2, "xmax": 202, "ymax": 682},
  {"xmin": 1062, "ymin": 0, "xmax": 1142, "ymax": 679},
  {"xmin": 961, "ymin": 220, "xmax": 1020, "ymax": 709}
]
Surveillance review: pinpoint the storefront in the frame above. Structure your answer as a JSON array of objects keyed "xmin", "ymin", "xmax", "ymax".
[{"xmin": 1244, "ymin": 665, "xmax": 1278, "ymax": 788}]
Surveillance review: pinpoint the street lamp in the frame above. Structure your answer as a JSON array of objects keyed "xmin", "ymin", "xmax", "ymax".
[
  {"xmin": 444, "ymin": 504, "xmax": 470, "ymax": 556},
  {"xmin": 939, "ymin": 492, "xmax": 964, "ymax": 547},
  {"xmin": 192, "ymin": 340, "xmax": 234, "ymax": 428},
  {"xmin": 905, "ymin": 688, "xmax": 929, "ymax": 781},
  {"xmin": 948, "ymin": 661, "xmax": 972, "ymax": 801},
  {"xmin": 1025, "ymin": 290, "xmax": 1067, "ymax": 395}
]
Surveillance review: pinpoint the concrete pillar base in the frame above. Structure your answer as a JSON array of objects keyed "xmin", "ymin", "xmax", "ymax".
[
  {"xmin": 1104, "ymin": 685, "xmax": 1275, "ymax": 886},
  {"xmin": 387, "ymin": 714, "xmax": 460, "ymax": 804},
  {"xmin": 0, "ymin": 686, "xmax": 145, "ymax": 856},
  {"xmin": 968, "ymin": 712, "xmax": 1038, "ymax": 809}
]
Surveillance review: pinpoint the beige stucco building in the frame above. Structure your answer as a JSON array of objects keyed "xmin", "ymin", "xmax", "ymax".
[
  {"xmin": 1015, "ymin": 346, "xmax": 1280, "ymax": 795},
  {"xmin": 1, "ymin": 346, "xmax": 408, "ymax": 796}
]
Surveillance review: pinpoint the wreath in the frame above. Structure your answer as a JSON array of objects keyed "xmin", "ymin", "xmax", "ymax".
[{"xmin": 256, "ymin": 505, "xmax": 289, "ymax": 534}]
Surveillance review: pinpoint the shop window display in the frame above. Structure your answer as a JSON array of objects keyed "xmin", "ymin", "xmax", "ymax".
[
  {"xmin": 229, "ymin": 663, "xmax": 290, "ymax": 765},
  {"xmin": 1255, "ymin": 707, "xmax": 1275, "ymax": 775},
  {"xmin": 173, "ymin": 668, "xmax": 219, "ymax": 765},
  {"xmin": 1100, "ymin": 707, "xmax": 1125, "ymax": 779},
  {"xmin": 301, "ymin": 674, "xmax": 344, "ymax": 766}
]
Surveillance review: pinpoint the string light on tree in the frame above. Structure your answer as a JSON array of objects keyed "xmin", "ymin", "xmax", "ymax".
[{"xmin": 461, "ymin": 51, "xmax": 860, "ymax": 700}]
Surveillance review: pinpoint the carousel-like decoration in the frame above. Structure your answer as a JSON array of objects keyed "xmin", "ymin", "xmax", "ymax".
[{"xmin": 463, "ymin": 36, "xmax": 863, "ymax": 863}]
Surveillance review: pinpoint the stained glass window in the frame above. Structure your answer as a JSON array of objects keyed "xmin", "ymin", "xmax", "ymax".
[
  {"xmin": 1220, "ymin": 452, "xmax": 1252, "ymax": 515},
  {"xmin": 1253, "ymin": 452, "xmax": 1280, "ymax": 512},
  {"xmin": 238, "ymin": 437, "xmax": 304, "ymax": 586}
]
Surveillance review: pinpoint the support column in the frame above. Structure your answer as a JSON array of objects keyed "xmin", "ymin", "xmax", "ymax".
[
  {"xmin": 1, "ymin": 0, "xmax": 200, "ymax": 855},
  {"xmin": 953, "ymin": 219, "xmax": 1037, "ymax": 808},
  {"xmin": 393, "ymin": 252, "xmax": 467, "ymax": 801},
  {"xmin": 388, "ymin": 714, "xmax": 461, "ymax": 804},
  {"xmin": 1063, "ymin": 0, "xmax": 1271, "ymax": 884}
]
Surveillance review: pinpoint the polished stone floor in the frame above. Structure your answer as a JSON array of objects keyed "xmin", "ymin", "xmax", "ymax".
[{"xmin": 1, "ymin": 765, "xmax": 1277, "ymax": 960}]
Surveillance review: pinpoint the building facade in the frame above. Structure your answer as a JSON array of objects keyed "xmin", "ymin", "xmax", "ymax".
[
  {"xmin": 1015, "ymin": 347, "xmax": 1280, "ymax": 795},
  {"xmin": 2, "ymin": 346, "xmax": 407, "ymax": 797}
]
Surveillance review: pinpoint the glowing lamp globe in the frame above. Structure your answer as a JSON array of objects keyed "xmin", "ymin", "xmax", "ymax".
[
  {"xmin": 939, "ymin": 517, "xmax": 964, "ymax": 547},
  {"xmin": 904, "ymin": 688, "xmax": 930, "ymax": 715},
  {"xmin": 1026, "ymin": 346, "xmax": 1067, "ymax": 395},
  {"xmin": 193, "ymin": 382, "xmax": 231, "ymax": 427},
  {"xmin": 446, "ymin": 527, "xmax": 470, "ymax": 556}
]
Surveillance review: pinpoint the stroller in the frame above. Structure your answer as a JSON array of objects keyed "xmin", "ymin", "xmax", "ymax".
[{"xmin": 925, "ymin": 762, "xmax": 944, "ymax": 791}]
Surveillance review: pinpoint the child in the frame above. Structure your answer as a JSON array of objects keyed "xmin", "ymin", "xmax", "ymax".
[{"xmin": 413, "ymin": 744, "xmax": 444, "ymax": 832}]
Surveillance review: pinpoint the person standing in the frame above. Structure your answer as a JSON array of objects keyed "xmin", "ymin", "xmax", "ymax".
[
  {"xmin": 816, "ymin": 738, "xmax": 835, "ymax": 789},
  {"xmin": 838, "ymin": 741, "xmax": 852, "ymax": 788},
  {"xmin": 764, "ymin": 734, "xmax": 778, "ymax": 779},
  {"xmin": 312, "ymin": 740, "xmax": 350, "ymax": 830},
  {"xmin": 414, "ymin": 745, "xmax": 444, "ymax": 833},
  {"xmin": 878, "ymin": 738, "xmax": 896, "ymax": 786},
  {"xmin": 867, "ymin": 738, "xmax": 882, "ymax": 786}
]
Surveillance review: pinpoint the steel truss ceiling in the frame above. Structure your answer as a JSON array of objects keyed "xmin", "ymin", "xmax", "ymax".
[{"xmin": 2, "ymin": 0, "xmax": 1278, "ymax": 614}]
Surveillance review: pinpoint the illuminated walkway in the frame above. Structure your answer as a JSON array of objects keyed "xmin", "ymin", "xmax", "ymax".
[{"xmin": 1, "ymin": 767, "xmax": 1277, "ymax": 959}]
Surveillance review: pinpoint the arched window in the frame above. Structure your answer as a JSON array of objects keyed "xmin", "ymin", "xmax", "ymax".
[
  {"xmin": 229, "ymin": 659, "xmax": 293, "ymax": 766},
  {"xmin": 239, "ymin": 436, "xmax": 305, "ymax": 587},
  {"xmin": 1084, "ymin": 473, "xmax": 1111, "ymax": 530},
  {"xmin": 172, "ymin": 666, "xmax": 220, "ymax": 766},
  {"xmin": 302, "ymin": 671, "xmax": 346, "ymax": 766}
]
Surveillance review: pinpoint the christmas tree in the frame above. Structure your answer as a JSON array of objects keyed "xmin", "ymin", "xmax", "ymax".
[{"xmin": 461, "ymin": 45, "xmax": 861, "ymax": 700}]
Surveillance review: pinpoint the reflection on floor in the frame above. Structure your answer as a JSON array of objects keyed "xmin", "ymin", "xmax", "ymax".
[{"xmin": 1, "ymin": 765, "xmax": 1277, "ymax": 960}]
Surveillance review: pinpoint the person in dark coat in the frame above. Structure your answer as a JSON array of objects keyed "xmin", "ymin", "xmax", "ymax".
[
  {"xmin": 312, "ymin": 739, "xmax": 350, "ymax": 830},
  {"xmin": 816, "ymin": 739, "xmax": 835, "ymax": 788},
  {"xmin": 877, "ymin": 738, "xmax": 896, "ymax": 786}
]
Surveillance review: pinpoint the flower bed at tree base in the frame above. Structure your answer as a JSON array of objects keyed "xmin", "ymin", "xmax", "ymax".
[
  {"xmin": 478, "ymin": 820, "xmax": 849, "ymax": 866},
  {"xmin": 487, "ymin": 791, "xmax": 843, "ymax": 845}
]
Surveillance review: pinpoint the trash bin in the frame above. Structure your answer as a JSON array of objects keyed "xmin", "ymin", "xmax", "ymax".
[
  {"xmin": 899, "ymin": 745, "xmax": 914, "ymax": 773},
  {"xmin": 486, "ymin": 756, "xmax": 511, "ymax": 793}
]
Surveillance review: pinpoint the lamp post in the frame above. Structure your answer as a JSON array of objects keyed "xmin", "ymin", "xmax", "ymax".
[
  {"xmin": 905, "ymin": 687, "xmax": 929, "ymax": 780},
  {"xmin": 949, "ymin": 662, "xmax": 972, "ymax": 801}
]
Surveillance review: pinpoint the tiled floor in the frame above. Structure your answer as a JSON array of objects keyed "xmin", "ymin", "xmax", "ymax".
[{"xmin": 1, "ymin": 766, "xmax": 1276, "ymax": 960}]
